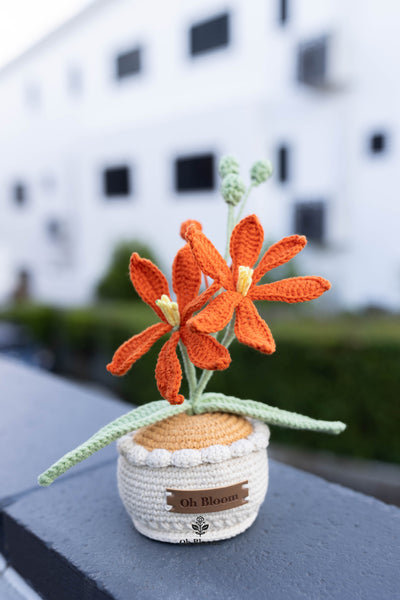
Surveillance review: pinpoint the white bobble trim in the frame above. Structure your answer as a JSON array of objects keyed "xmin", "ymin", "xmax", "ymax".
[
  {"xmin": 146, "ymin": 449, "xmax": 171, "ymax": 468},
  {"xmin": 253, "ymin": 420, "xmax": 268, "ymax": 435},
  {"xmin": 118, "ymin": 420, "xmax": 270, "ymax": 468},
  {"xmin": 117, "ymin": 437, "xmax": 130, "ymax": 453},
  {"xmin": 129, "ymin": 444, "xmax": 148, "ymax": 465},
  {"xmin": 201, "ymin": 444, "xmax": 232, "ymax": 463},
  {"xmin": 250, "ymin": 432, "xmax": 269, "ymax": 450},
  {"xmin": 171, "ymin": 449, "xmax": 202, "ymax": 468},
  {"xmin": 230, "ymin": 438, "xmax": 254, "ymax": 457}
]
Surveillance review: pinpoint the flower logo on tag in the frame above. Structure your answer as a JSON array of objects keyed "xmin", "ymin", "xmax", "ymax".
[{"xmin": 191, "ymin": 516, "xmax": 209, "ymax": 538}]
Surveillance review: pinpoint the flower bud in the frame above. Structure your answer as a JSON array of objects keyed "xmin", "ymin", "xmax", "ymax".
[
  {"xmin": 180, "ymin": 219, "xmax": 202, "ymax": 240},
  {"xmin": 221, "ymin": 174, "xmax": 246, "ymax": 206},
  {"xmin": 250, "ymin": 160, "xmax": 273, "ymax": 186},
  {"xmin": 219, "ymin": 155, "xmax": 240, "ymax": 179}
]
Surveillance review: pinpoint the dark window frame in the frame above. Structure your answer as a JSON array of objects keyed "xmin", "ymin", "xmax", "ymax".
[
  {"xmin": 175, "ymin": 153, "xmax": 215, "ymax": 193},
  {"xmin": 279, "ymin": 0, "xmax": 289, "ymax": 25},
  {"xmin": 103, "ymin": 166, "xmax": 132, "ymax": 198},
  {"xmin": 293, "ymin": 200, "xmax": 326, "ymax": 244},
  {"xmin": 297, "ymin": 36, "xmax": 329, "ymax": 87},
  {"xmin": 277, "ymin": 145, "xmax": 289, "ymax": 183},
  {"xmin": 190, "ymin": 13, "xmax": 230, "ymax": 57},
  {"xmin": 115, "ymin": 46, "xmax": 142, "ymax": 80},
  {"xmin": 12, "ymin": 182, "xmax": 28, "ymax": 206},
  {"xmin": 369, "ymin": 132, "xmax": 387, "ymax": 154}
]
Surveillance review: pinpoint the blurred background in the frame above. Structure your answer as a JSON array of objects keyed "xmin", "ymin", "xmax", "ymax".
[{"xmin": 0, "ymin": 0, "xmax": 399, "ymax": 503}]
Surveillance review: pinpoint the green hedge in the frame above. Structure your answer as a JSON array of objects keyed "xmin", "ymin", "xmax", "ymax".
[
  {"xmin": 1, "ymin": 303, "xmax": 400, "ymax": 463},
  {"xmin": 96, "ymin": 240, "xmax": 162, "ymax": 301}
]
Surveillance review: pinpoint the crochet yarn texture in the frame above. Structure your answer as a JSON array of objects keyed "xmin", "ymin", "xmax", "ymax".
[
  {"xmin": 185, "ymin": 215, "xmax": 330, "ymax": 354},
  {"xmin": 117, "ymin": 418, "xmax": 270, "ymax": 543},
  {"xmin": 134, "ymin": 412, "xmax": 253, "ymax": 451},
  {"xmin": 107, "ymin": 244, "xmax": 230, "ymax": 404},
  {"xmin": 37, "ymin": 157, "xmax": 346, "ymax": 505}
]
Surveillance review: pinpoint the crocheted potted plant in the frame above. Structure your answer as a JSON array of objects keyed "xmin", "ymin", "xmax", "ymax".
[{"xmin": 38, "ymin": 155, "xmax": 346, "ymax": 543}]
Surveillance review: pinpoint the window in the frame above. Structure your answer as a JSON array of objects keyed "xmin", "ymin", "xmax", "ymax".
[
  {"xmin": 175, "ymin": 154, "xmax": 215, "ymax": 192},
  {"xmin": 190, "ymin": 13, "xmax": 230, "ymax": 56},
  {"xmin": 12, "ymin": 182, "xmax": 27, "ymax": 206},
  {"xmin": 116, "ymin": 47, "xmax": 142, "ymax": 79},
  {"xmin": 294, "ymin": 201, "xmax": 325, "ymax": 243},
  {"xmin": 279, "ymin": 0, "xmax": 289, "ymax": 25},
  {"xmin": 369, "ymin": 132, "xmax": 387, "ymax": 154},
  {"xmin": 297, "ymin": 37, "xmax": 328, "ymax": 87},
  {"xmin": 103, "ymin": 166, "xmax": 131, "ymax": 197},
  {"xmin": 277, "ymin": 145, "xmax": 289, "ymax": 183}
]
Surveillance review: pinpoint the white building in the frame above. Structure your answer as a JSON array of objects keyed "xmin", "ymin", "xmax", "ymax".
[{"xmin": 0, "ymin": 0, "xmax": 399, "ymax": 310}]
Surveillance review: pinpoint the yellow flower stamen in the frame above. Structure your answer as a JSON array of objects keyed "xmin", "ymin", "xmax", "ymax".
[
  {"xmin": 236, "ymin": 266, "xmax": 254, "ymax": 297},
  {"xmin": 155, "ymin": 294, "xmax": 180, "ymax": 327}
]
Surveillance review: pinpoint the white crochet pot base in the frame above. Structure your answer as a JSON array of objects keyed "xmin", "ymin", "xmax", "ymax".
[
  {"xmin": 117, "ymin": 420, "xmax": 270, "ymax": 543},
  {"xmin": 132, "ymin": 510, "xmax": 259, "ymax": 543}
]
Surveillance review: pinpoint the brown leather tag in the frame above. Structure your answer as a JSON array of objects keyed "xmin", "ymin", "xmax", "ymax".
[{"xmin": 166, "ymin": 481, "xmax": 248, "ymax": 513}]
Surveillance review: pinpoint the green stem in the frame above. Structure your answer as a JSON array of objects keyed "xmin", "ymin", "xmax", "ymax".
[
  {"xmin": 191, "ymin": 193, "xmax": 239, "ymax": 414},
  {"xmin": 236, "ymin": 183, "xmax": 255, "ymax": 223},
  {"xmin": 190, "ymin": 318, "xmax": 236, "ymax": 414},
  {"xmin": 224, "ymin": 204, "xmax": 235, "ymax": 261},
  {"xmin": 221, "ymin": 317, "xmax": 236, "ymax": 349},
  {"xmin": 179, "ymin": 341, "xmax": 197, "ymax": 402},
  {"xmin": 191, "ymin": 370, "xmax": 213, "ymax": 413}
]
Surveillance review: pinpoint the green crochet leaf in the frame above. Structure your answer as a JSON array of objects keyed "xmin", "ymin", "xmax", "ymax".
[
  {"xmin": 196, "ymin": 393, "xmax": 346, "ymax": 435},
  {"xmin": 38, "ymin": 400, "xmax": 190, "ymax": 487}
]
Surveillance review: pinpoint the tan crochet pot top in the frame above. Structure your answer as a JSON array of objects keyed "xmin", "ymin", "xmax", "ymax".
[{"xmin": 133, "ymin": 412, "xmax": 253, "ymax": 451}]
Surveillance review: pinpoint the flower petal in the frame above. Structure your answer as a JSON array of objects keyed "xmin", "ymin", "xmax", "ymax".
[
  {"xmin": 130, "ymin": 253, "xmax": 170, "ymax": 320},
  {"xmin": 107, "ymin": 322, "xmax": 171, "ymax": 376},
  {"xmin": 180, "ymin": 327, "xmax": 231, "ymax": 371},
  {"xmin": 185, "ymin": 226, "xmax": 233, "ymax": 289},
  {"xmin": 230, "ymin": 215, "xmax": 264, "ymax": 283},
  {"xmin": 172, "ymin": 244, "xmax": 202, "ymax": 311},
  {"xmin": 180, "ymin": 219, "xmax": 202, "ymax": 240},
  {"xmin": 253, "ymin": 235, "xmax": 307, "ymax": 284},
  {"xmin": 182, "ymin": 280, "xmax": 220, "ymax": 323},
  {"xmin": 250, "ymin": 276, "xmax": 331, "ymax": 303},
  {"xmin": 187, "ymin": 290, "xmax": 242, "ymax": 334},
  {"xmin": 235, "ymin": 298, "xmax": 276, "ymax": 354},
  {"xmin": 155, "ymin": 331, "xmax": 184, "ymax": 405}
]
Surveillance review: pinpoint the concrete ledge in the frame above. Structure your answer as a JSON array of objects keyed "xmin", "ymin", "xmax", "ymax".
[
  {"xmin": 270, "ymin": 442, "xmax": 400, "ymax": 506},
  {"xmin": 1, "ymin": 357, "xmax": 399, "ymax": 599},
  {"xmin": 3, "ymin": 459, "xmax": 400, "ymax": 600},
  {"xmin": 0, "ymin": 357, "xmax": 129, "ymax": 511}
]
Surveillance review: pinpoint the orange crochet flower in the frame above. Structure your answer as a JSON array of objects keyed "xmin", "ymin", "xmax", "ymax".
[
  {"xmin": 186, "ymin": 214, "xmax": 331, "ymax": 354},
  {"xmin": 107, "ymin": 237, "xmax": 229, "ymax": 405}
]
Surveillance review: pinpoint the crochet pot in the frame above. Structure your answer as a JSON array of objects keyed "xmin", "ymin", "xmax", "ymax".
[{"xmin": 117, "ymin": 412, "xmax": 270, "ymax": 543}]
